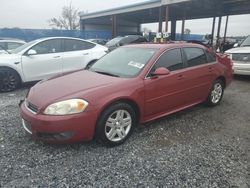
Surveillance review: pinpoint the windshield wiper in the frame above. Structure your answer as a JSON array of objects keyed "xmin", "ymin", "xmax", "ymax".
[
  {"xmin": 241, "ymin": 45, "xmax": 250, "ymax": 47},
  {"xmin": 94, "ymin": 71, "xmax": 120, "ymax": 77}
]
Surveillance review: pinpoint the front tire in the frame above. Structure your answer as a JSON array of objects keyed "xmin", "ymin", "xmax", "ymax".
[
  {"xmin": 95, "ymin": 103, "xmax": 136, "ymax": 147},
  {"xmin": 0, "ymin": 68, "xmax": 21, "ymax": 92},
  {"xmin": 205, "ymin": 79, "xmax": 224, "ymax": 106}
]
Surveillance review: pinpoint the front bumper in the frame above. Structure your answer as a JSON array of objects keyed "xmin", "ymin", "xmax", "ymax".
[
  {"xmin": 233, "ymin": 61, "xmax": 250, "ymax": 75},
  {"xmin": 20, "ymin": 101, "xmax": 98, "ymax": 144}
]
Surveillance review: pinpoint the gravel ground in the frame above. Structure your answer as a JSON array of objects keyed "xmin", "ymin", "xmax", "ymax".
[{"xmin": 0, "ymin": 76, "xmax": 249, "ymax": 187}]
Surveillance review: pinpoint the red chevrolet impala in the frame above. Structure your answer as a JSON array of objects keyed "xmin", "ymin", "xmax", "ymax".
[{"xmin": 20, "ymin": 43, "xmax": 233, "ymax": 146}]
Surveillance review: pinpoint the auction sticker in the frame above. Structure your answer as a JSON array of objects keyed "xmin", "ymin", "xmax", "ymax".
[{"xmin": 128, "ymin": 61, "xmax": 145, "ymax": 69}]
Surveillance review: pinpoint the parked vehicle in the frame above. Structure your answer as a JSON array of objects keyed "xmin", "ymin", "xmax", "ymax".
[
  {"xmin": 20, "ymin": 43, "xmax": 233, "ymax": 146},
  {"xmin": 88, "ymin": 38, "xmax": 108, "ymax": 45},
  {"xmin": 106, "ymin": 35, "xmax": 148, "ymax": 51},
  {"xmin": 0, "ymin": 38, "xmax": 26, "ymax": 54},
  {"xmin": 0, "ymin": 37, "xmax": 108, "ymax": 92},
  {"xmin": 225, "ymin": 35, "xmax": 250, "ymax": 75}
]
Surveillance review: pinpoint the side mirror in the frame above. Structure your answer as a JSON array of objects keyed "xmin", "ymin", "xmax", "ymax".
[
  {"xmin": 152, "ymin": 67, "xmax": 170, "ymax": 76},
  {"xmin": 233, "ymin": 43, "xmax": 239, "ymax": 48},
  {"xmin": 27, "ymin": 49, "xmax": 37, "ymax": 56}
]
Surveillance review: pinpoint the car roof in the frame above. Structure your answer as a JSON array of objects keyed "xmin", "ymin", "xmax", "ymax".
[
  {"xmin": 33, "ymin": 37, "xmax": 89, "ymax": 42},
  {"xmin": 124, "ymin": 42, "xmax": 208, "ymax": 50}
]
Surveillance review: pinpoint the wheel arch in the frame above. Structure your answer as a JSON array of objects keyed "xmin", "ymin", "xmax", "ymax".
[
  {"xmin": 216, "ymin": 75, "xmax": 226, "ymax": 88},
  {"xmin": 0, "ymin": 66, "xmax": 23, "ymax": 82},
  {"xmin": 97, "ymin": 97, "xmax": 141, "ymax": 125}
]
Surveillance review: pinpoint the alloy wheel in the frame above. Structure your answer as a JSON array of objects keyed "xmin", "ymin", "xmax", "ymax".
[{"xmin": 105, "ymin": 109, "xmax": 132, "ymax": 142}]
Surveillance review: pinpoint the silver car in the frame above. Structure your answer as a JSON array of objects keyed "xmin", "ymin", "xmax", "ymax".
[{"xmin": 226, "ymin": 36, "xmax": 250, "ymax": 75}]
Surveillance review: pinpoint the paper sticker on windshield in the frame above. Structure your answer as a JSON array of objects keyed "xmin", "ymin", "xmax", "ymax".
[{"xmin": 128, "ymin": 61, "xmax": 145, "ymax": 69}]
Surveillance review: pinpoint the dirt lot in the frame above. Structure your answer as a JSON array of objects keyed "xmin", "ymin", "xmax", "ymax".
[{"xmin": 0, "ymin": 76, "xmax": 249, "ymax": 187}]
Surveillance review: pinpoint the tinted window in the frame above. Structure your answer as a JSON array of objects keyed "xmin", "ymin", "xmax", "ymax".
[
  {"xmin": 64, "ymin": 39, "xmax": 95, "ymax": 51},
  {"xmin": 154, "ymin": 49, "xmax": 183, "ymax": 71},
  {"xmin": 31, "ymin": 39, "xmax": 62, "ymax": 54},
  {"xmin": 184, "ymin": 48, "xmax": 207, "ymax": 67}
]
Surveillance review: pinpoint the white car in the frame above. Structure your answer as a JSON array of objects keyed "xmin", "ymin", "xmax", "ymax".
[
  {"xmin": 0, "ymin": 39, "xmax": 26, "ymax": 54},
  {"xmin": 226, "ymin": 35, "xmax": 250, "ymax": 75},
  {"xmin": 0, "ymin": 37, "xmax": 108, "ymax": 92}
]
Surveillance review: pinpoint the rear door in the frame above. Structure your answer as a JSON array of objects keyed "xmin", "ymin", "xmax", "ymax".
[
  {"xmin": 21, "ymin": 39, "xmax": 63, "ymax": 81},
  {"xmin": 62, "ymin": 39, "xmax": 96, "ymax": 72},
  {"xmin": 181, "ymin": 47, "xmax": 217, "ymax": 102}
]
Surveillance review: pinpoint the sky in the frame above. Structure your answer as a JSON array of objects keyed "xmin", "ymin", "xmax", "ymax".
[{"xmin": 0, "ymin": 0, "xmax": 250, "ymax": 36}]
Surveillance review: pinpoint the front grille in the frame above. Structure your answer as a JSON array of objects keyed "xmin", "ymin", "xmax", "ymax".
[
  {"xmin": 232, "ymin": 53, "xmax": 250, "ymax": 62},
  {"xmin": 25, "ymin": 101, "xmax": 38, "ymax": 114}
]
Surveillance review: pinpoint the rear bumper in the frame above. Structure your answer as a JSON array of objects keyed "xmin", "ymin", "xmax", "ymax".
[{"xmin": 20, "ymin": 101, "xmax": 98, "ymax": 144}]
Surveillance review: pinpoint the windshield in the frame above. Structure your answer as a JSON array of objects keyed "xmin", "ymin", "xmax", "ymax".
[
  {"xmin": 106, "ymin": 37, "xmax": 122, "ymax": 46},
  {"xmin": 240, "ymin": 36, "xmax": 250, "ymax": 47},
  {"xmin": 90, "ymin": 47, "xmax": 157, "ymax": 78},
  {"xmin": 11, "ymin": 40, "xmax": 38, "ymax": 54}
]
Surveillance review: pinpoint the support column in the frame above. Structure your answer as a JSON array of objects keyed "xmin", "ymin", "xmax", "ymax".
[
  {"xmin": 223, "ymin": 15, "xmax": 229, "ymax": 43},
  {"xmin": 165, "ymin": 5, "xmax": 169, "ymax": 32},
  {"xmin": 137, "ymin": 23, "xmax": 141, "ymax": 34},
  {"xmin": 158, "ymin": 6, "xmax": 163, "ymax": 32},
  {"xmin": 171, "ymin": 19, "xmax": 176, "ymax": 40},
  {"xmin": 216, "ymin": 16, "xmax": 222, "ymax": 50},
  {"xmin": 181, "ymin": 10, "xmax": 186, "ymax": 40},
  {"xmin": 112, "ymin": 15, "xmax": 117, "ymax": 38},
  {"xmin": 211, "ymin": 17, "xmax": 216, "ymax": 46}
]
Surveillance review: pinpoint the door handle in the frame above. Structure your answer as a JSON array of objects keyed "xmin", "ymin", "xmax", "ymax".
[
  {"xmin": 208, "ymin": 67, "xmax": 213, "ymax": 72},
  {"xmin": 177, "ymin": 74, "xmax": 185, "ymax": 80},
  {"xmin": 53, "ymin": 56, "xmax": 61, "ymax": 58},
  {"xmin": 83, "ymin": 53, "xmax": 89, "ymax": 55}
]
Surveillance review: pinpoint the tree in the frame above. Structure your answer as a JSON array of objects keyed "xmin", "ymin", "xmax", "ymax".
[
  {"xmin": 48, "ymin": 3, "xmax": 80, "ymax": 30},
  {"xmin": 184, "ymin": 28, "xmax": 191, "ymax": 34}
]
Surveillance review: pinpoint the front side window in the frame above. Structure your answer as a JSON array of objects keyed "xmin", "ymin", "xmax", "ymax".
[
  {"xmin": 153, "ymin": 48, "xmax": 183, "ymax": 72},
  {"xmin": 30, "ymin": 39, "xmax": 62, "ymax": 55},
  {"xmin": 64, "ymin": 39, "xmax": 95, "ymax": 52},
  {"xmin": 184, "ymin": 47, "xmax": 207, "ymax": 67},
  {"xmin": 90, "ymin": 47, "xmax": 157, "ymax": 78}
]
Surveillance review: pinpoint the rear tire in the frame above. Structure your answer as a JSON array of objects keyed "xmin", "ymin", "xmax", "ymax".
[
  {"xmin": 205, "ymin": 79, "xmax": 224, "ymax": 106},
  {"xmin": 0, "ymin": 68, "xmax": 21, "ymax": 92},
  {"xmin": 95, "ymin": 102, "xmax": 136, "ymax": 147}
]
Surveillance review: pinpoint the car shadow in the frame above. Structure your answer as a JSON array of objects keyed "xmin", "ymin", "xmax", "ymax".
[{"xmin": 233, "ymin": 75, "xmax": 250, "ymax": 82}]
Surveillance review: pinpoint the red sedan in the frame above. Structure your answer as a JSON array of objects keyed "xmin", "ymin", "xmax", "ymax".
[{"xmin": 20, "ymin": 43, "xmax": 233, "ymax": 146}]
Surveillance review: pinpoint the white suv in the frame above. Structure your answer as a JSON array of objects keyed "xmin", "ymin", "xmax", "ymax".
[
  {"xmin": 226, "ymin": 36, "xmax": 250, "ymax": 75},
  {"xmin": 0, "ymin": 37, "xmax": 108, "ymax": 92}
]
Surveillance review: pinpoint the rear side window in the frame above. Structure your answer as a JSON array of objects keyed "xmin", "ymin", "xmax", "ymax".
[
  {"xmin": 64, "ymin": 39, "xmax": 95, "ymax": 52},
  {"xmin": 153, "ymin": 48, "xmax": 183, "ymax": 71},
  {"xmin": 184, "ymin": 47, "xmax": 207, "ymax": 67}
]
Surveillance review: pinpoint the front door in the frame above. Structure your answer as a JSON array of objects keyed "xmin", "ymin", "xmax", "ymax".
[
  {"xmin": 144, "ymin": 48, "xmax": 188, "ymax": 117},
  {"xmin": 21, "ymin": 39, "xmax": 63, "ymax": 82}
]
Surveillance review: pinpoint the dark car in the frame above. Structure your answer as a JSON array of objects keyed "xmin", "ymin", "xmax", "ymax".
[
  {"xmin": 20, "ymin": 43, "xmax": 233, "ymax": 146},
  {"xmin": 105, "ymin": 35, "xmax": 148, "ymax": 51}
]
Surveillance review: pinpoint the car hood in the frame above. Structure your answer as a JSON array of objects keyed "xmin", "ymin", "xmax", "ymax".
[
  {"xmin": 27, "ymin": 70, "xmax": 124, "ymax": 109},
  {"xmin": 226, "ymin": 46, "xmax": 250, "ymax": 53}
]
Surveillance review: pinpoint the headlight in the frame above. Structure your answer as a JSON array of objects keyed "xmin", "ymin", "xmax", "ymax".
[{"xmin": 44, "ymin": 99, "xmax": 88, "ymax": 115}]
